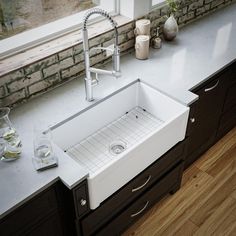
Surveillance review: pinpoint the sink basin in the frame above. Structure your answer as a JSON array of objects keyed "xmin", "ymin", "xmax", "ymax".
[{"xmin": 51, "ymin": 80, "xmax": 189, "ymax": 209}]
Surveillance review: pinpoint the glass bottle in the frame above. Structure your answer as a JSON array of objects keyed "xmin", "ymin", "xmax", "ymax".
[
  {"xmin": 0, "ymin": 107, "xmax": 21, "ymax": 161},
  {"xmin": 151, "ymin": 27, "xmax": 162, "ymax": 49}
]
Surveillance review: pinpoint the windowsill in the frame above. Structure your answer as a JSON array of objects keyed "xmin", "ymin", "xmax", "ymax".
[{"xmin": 0, "ymin": 15, "xmax": 132, "ymax": 77}]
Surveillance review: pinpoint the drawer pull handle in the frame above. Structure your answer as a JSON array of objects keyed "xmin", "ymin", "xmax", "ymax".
[
  {"xmin": 80, "ymin": 199, "xmax": 87, "ymax": 206},
  {"xmin": 132, "ymin": 175, "xmax": 152, "ymax": 192},
  {"xmin": 131, "ymin": 201, "xmax": 149, "ymax": 218},
  {"xmin": 190, "ymin": 117, "xmax": 195, "ymax": 123},
  {"xmin": 204, "ymin": 80, "xmax": 219, "ymax": 92}
]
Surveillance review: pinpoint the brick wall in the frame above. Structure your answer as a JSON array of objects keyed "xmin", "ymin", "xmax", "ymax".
[{"xmin": 0, "ymin": 0, "xmax": 235, "ymax": 107}]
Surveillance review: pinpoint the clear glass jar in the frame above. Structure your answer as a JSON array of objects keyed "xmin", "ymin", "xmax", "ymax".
[
  {"xmin": 0, "ymin": 107, "xmax": 21, "ymax": 161},
  {"xmin": 32, "ymin": 127, "xmax": 58, "ymax": 171}
]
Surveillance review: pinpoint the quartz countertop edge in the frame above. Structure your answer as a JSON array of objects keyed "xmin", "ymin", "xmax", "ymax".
[{"xmin": 0, "ymin": 3, "xmax": 236, "ymax": 219}]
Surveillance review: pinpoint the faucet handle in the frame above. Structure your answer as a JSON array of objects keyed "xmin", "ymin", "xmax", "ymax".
[{"xmin": 91, "ymin": 73, "xmax": 99, "ymax": 86}]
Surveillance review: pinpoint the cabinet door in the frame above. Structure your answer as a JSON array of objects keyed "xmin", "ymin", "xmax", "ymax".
[
  {"xmin": 216, "ymin": 63, "xmax": 236, "ymax": 139},
  {"xmin": 0, "ymin": 181, "xmax": 75, "ymax": 236},
  {"xmin": 25, "ymin": 213, "xmax": 64, "ymax": 236},
  {"xmin": 185, "ymin": 69, "xmax": 230, "ymax": 168},
  {"xmin": 0, "ymin": 187, "xmax": 59, "ymax": 236}
]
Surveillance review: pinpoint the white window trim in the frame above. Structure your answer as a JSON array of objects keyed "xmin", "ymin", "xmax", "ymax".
[{"xmin": 0, "ymin": 0, "xmax": 118, "ymax": 59}]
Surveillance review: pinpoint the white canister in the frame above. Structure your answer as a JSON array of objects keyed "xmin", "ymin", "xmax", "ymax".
[
  {"xmin": 134, "ymin": 19, "xmax": 150, "ymax": 36},
  {"xmin": 135, "ymin": 35, "xmax": 150, "ymax": 60}
]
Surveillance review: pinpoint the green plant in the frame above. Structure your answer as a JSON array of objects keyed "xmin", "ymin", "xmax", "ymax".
[{"xmin": 166, "ymin": 0, "xmax": 179, "ymax": 15}]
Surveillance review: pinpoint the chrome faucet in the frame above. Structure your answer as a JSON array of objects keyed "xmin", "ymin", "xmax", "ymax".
[{"xmin": 82, "ymin": 8, "xmax": 121, "ymax": 102}]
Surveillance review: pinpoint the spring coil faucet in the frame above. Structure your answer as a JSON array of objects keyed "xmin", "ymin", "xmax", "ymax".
[{"xmin": 82, "ymin": 8, "xmax": 121, "ymax": 102}]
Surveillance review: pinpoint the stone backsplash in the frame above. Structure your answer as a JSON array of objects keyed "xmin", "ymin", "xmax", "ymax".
[{"xmin": 0, "ymin": 0, "xmax": 235, "ymax": 107}]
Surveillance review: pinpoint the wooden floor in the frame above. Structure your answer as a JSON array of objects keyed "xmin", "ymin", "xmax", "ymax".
[{"xmin": 123, "ymin": 127, "xmax": 236, "ymax": 236}]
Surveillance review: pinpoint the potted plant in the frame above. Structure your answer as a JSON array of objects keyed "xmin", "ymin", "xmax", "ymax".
[{"xmin": 163, "ymin": 0, "xmax": 179, "ymax": 41}]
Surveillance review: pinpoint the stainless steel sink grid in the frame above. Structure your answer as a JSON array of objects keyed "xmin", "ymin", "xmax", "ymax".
[{"xmin": 66, "ymin": 106, "xmax": 164, "ymax": 174}]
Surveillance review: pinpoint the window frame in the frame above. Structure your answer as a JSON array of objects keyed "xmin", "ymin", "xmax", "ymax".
[
  {"xmin": 0, "ymin": 0, "xmax": 167, "ymax": 59},
  {"xmin": 0, "ymin": 0, "xmax": 118, "ymax": 59}
]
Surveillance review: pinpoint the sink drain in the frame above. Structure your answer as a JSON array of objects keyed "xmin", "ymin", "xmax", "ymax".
[{"xmin": 109, "ymin": 140, "xmax": 127, "ymax": 155}]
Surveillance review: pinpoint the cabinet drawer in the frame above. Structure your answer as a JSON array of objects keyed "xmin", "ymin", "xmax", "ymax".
[
  {"xmin": 97, "ymin": 162, "xmax": 183, "ymax": 236},
  {"xmin": 81, "ymin": 141, "xmax": 185, "ymax": 236},
  {"xmin": 0, "ymin": 188, "xmax": 58, "ymax": 236},
  {"xmin": 73, "ymin": 180, "xmax": 89, "ymax": 218}
]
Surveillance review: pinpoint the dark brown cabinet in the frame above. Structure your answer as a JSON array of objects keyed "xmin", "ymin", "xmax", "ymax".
[
  {"xmin": 0, "ymin": 181, "xmax": 76, "ymax": 236},
  {"xmin": 184, "ymin": 67, "xmax": 232, "ymax": 168},
  {"xmin": 96, "ymin": 163, "xmax": 183, "ymax": 236},
  {"xmin": 216, "ymin": 62, "xmax": 236, "ymax": 139},
  {"xmin": 184, "ymin": 62, "xmax": 236, "ymax": 168},
  {"xmin": 78, "ymin": 141, "xmax": 186, "ymax": 236},
  {"xmin": 24, "ymin": 213, "xmax": 64, "ymax": 236}
]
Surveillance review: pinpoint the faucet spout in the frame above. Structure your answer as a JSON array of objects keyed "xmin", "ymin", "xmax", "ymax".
[{"xmin": 82, "ymin": 8, "xmax": 121, "ymax": 102}]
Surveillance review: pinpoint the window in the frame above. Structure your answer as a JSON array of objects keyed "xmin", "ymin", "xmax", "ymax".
[
  {"xmin": 0, "ymin": 0, "xmax": 166, "ymax": 59},
  {"xmin": 0, "ymin": 0, "xmax": 99, "ymax": 40},
  {"xmin": 0, "ymin": 0, "xmax": 116, "ymax": 58},
  {"xmin": 152, "ymin": 0, "xmax": 166, "ymax": 8}
]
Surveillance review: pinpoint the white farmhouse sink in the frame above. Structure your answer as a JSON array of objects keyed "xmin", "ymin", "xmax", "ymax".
[{"xmin": 51, "ymin": 80, "xmax": 189, "ymax": 209}]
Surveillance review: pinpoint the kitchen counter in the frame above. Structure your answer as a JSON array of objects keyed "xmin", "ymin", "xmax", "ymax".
[{"xmin": 0, "ymin": 3, "xmax": 236, "ymax": 219}]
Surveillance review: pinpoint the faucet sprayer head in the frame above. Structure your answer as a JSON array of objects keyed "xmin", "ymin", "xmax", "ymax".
[{"xmin": 83, "ymin": 8, "xmax": 117, "ymax": 30}]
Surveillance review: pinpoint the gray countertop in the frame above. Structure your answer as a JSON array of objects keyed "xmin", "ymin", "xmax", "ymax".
[{"xmin": 1, "ymin": 3, "xmax": 236, "ymax": 219}]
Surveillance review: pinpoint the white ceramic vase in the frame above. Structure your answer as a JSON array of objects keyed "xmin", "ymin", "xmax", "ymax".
[{"xmin": 163, "ymin": 15, "xmax": 178, "ymax": 41}]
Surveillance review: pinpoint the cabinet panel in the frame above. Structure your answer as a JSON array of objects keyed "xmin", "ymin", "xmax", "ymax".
[
  {"xmin": 185, "ymin": 69, "xmax": 230, "ymax": 168},
  {"xmin": 190, "ymin": 78, "xmax": 225, "ymax": 148},
  {"xmin": 216, "ymin": 66, "xmax": 236, "ymax": 140},
  {"xmin": 0, "ymin": 181, "xmax": 76, "ymax": 236},
  {"xmin": 96, "ymin": 163, "xmax": 183, "ymax": 236},
  {"xmin": 217, "ymin": 104, "xmax": 236, "ymax": 139},
  {"xmin": 81, "ymin": 141, "xmax": 185, "ymax": 236},
  {"xmin": 229, "ymin": 61, "xmax": 236, "ymax": 84},
  {"xmin": 223, "ymin": 82, "xmax": 236, "ymax": 113},
  {"xmin": 215, "ymin": 63, "xmax": 236, "ymax": 140},
  {"xmin": 73, "ymin": 181, "xmax": 89, "ymax": 218},
  {"xmin": 25, "ymin": 212, "xmax": 64, "ymax": 236},
  {"xmin": 0, "ymin": 188, "xmax": 58, "ymax": 236}
]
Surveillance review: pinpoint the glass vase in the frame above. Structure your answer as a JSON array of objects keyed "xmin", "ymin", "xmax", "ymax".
[{"xmin": 0, "ymin": 107, "xmax": 21, "ymax": 161}]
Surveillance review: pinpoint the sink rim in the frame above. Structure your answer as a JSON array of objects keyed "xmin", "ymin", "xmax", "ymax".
[
  {"xmin": 50, "ymin": 79, "xmax": 140, "ymax": 132},
  {"xmin": 50, "ymin": 78, "xmax": 188, "ymax": 133}
]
